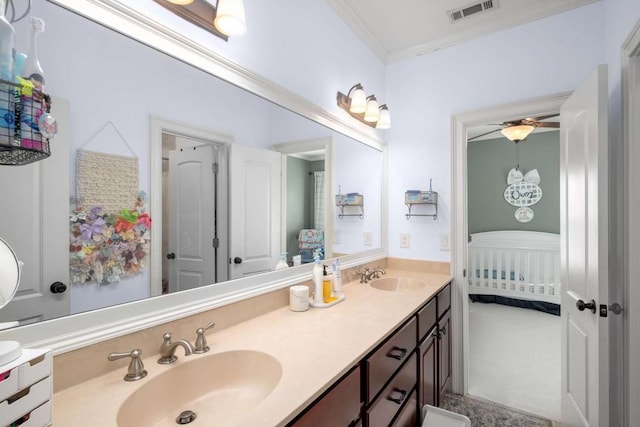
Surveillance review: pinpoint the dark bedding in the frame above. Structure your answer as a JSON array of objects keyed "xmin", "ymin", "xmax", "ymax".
[{"xmin": 469, "ymin": 293, "xmax": 560, "ymax": 316}]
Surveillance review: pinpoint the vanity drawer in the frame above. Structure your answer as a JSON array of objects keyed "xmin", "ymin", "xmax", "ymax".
[
  {"xmin": 0, "ymin": 365, "xmax": 19, "ymax": 403},
  {"xmin": 0, "ymin": 376, "xmax": 51, "ymax": 426},
  {"xmin": 10, "ymin": 400, "xmax": 51, "ymax": 427},
  {"xmin": 391, "ymin": 390, "xmax": 417, "ymax": 427},
  {"xmin": 417, "ymin": 298, "xmax": 436, "ymax": 343},
  {"xmin": 436, "ymin": 283, "xmax": 451, "ymax": 319},
  {"xmin": 365, "ymin": 317, "xmax": 417, "ymax": 403},
  {"xmin": 19, "ymin": 352, "xmax": 51, "ymax": 389},
  {"xmin": 365, "ymin": 353, "xmax": 417, "ymax": 427}
]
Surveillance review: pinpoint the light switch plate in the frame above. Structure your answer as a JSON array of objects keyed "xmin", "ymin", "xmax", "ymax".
[
  {"xmin": 363, "ymin": 231, "xmax": 372, "ymax": 246},
  {"xmin": 400, "ymin": 232, "xmax": 410, "ymax": 248},
  {"xmin": 440, "ymin": 234, "xmax": 450, "ymax": 251}
]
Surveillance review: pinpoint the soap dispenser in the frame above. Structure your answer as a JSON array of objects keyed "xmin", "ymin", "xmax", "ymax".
[{"xmin": 312, "ymin": 255, "xmax": 323, "ymax": 305}]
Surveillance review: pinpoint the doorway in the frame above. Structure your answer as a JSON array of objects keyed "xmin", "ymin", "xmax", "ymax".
[
  {"xmin": 450, "ymin": 93, "xmax": 570, "ymax": 402},
  {"xmin": 150, "ymin": 117, "xmax": 230, "ymax": 297},
  {"xmin": 465, "ymin": 128, "xmax": 561, "ymax": 420}
]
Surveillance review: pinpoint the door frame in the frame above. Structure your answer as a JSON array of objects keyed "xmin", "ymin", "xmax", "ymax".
[
  {"xmin": 622, "ymin": 20, "xmax": 640, "ymax": 427},
  {"xmin": 450, "ymin": 92, "xmax": 570, "ymax": 394},
  {"xmin": 150, "ymin": 117, "xmax": 231, "ymax": 297},
  {"xmin": 273, "ymin": 137, "xmax": 334, "ymax": 260}
]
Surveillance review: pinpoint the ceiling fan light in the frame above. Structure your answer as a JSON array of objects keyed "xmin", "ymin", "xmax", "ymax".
[
  {"xmin": 501, "ymin": 124, "xmax": 535, "ymax": 142},
  {"xmin": 376, "ymin": 105, "xmax": 391, "ymax": 129},
  {"xmin": 364, "ymin": 95, "xmax": 380, "ymax": 123},
  {"xmin": 349, "ymin": 85, "xmax": 367, "ymax": 114},
  {"xmin": 214, "ymin": 0, "xmax": 247, "ymax": 36}
]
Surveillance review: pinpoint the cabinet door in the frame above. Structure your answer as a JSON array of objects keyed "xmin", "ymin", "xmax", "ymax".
[
  {"xmin": 290, "ymin": 366, "xmax": 361, "ymax": 427},
  {"xmin": 419, "ymin": 327, "xmax": 437, "ymax": 409},
  {"xmin": 438, "ymin": 310, "xmax": 452, "ymax": 400}
]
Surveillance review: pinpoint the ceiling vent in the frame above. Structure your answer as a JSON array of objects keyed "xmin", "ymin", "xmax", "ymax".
[{"xmin": 448, "ymin": 0, "xmax": 499, "ymax": 23}]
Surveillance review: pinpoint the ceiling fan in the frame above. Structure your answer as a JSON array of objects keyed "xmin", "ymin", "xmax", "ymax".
[{"xmin": 468, "ymin": 114, "xmax": 560, "ymax": 143}]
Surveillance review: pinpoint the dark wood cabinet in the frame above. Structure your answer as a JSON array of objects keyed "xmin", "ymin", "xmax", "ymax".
[
  {"xmin": 289, "ymin": 366, "xmax": 361, "ymax": 427},
  {"xmin": 290, "ymin": 281, "xmax": 452, "ymax": 427},
  {"xmin": 419, "ymin": 282, "xmax": 452, "ymax": 409}
]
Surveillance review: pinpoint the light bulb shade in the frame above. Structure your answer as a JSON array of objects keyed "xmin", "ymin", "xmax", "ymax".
[
  {"xmin": 376, "ymin": 105, "xmax": 391, "ymax": 129},
  {"xmin": 167, "ymin": 0, "xmax": 194, "ymax": 4},
  {"xmin": 349, "ymin": 86, "xmax": 367, "ymax": 114},
  {"xmin": 501, "ymin": 124, "xmax": 535, "ymax": 142},
  {"xmin": 364, "ymin": 96, "xmax": 380, "ymax": 123},
  {"xmin": 214, "ymin": 0, "xmax": 247, "ymax": 36}
]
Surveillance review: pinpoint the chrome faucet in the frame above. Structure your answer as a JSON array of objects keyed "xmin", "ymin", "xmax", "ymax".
[
  {"xmin": 157, "ymin": 332, "xmax": 195, "ymax": 364},
  {"xmin": 360, "ymin": 267, "xmax": 386, "ymax": 283}
]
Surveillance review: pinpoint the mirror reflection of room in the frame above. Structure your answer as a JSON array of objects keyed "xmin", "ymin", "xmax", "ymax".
[{"xmin": 0, "ymin": 0, "xmax": 382, "ymax": 327}]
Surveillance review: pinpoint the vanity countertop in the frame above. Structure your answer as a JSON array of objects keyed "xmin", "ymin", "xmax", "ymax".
[{"xmin": 52, "ymin": 269, "xmax": 451, "ymax": 426}]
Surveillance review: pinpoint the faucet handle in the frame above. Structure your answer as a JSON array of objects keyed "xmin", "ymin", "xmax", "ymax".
[
  {"xmin": 108, "ymin": 348, "xmax": 148, "ymax": 381},
  {"xmin": 194, "ymin": 322, "xmax": 216, "ymax": 354}
]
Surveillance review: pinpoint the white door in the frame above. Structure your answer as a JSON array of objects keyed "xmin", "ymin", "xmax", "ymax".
[
  {"xmin": 229, "ymin": 144, "xmax": 281, "ymax": 279},
  {"xmin": 167, "ymin": 142, "xmax": 216, "ymax": 292},
  {"xmin": 0, "ymin": 97, "xmax": 71, "ymax": 324},
  {"xmin": 560, "ymin": 65, "xmax": 609, "ymax": 426}
]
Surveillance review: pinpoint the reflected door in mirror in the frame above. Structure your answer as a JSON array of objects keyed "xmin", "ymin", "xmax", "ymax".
[
  {"xmin": 0, "ymin": 98, "xmax": 70, "ymax": 325},
  {"xmin": 230, "ymin": 144, "xmax": 281, "ymax": 279}
]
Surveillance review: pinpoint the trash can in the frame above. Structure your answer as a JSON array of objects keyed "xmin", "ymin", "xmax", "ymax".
[{"xmin": 421, "ymin": 405, "xmax": 471, "ymax": 427}]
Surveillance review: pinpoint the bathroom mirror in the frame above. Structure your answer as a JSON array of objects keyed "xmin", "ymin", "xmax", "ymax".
[
  {"xmin": 0, "ymin": 238, "xmax": 21, "ymax": 311},
  {"xmin": 0, "ymin": 0, "xmax": 385, "ymax": 342}
]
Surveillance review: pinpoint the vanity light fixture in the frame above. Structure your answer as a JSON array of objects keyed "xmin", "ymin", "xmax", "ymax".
[
  {"xmin": 501, "ymin": 124, "xmax": 535, "ymax": 143},
  {"xmin": 154, "ymin": 0, "xmax": 247, "ymax": 40},
  {"xmin": 337, "ymin": 84, "xmax": 391, "ymax": 129},
  {"xmin": 214, "ymin": 0, "xmax": 247, "ymax": 36}
]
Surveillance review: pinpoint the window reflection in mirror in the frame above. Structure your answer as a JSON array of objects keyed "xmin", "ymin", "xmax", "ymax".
[{"xmin": 0, "ymin": 0, "xmax": 383, "ymax": 327}]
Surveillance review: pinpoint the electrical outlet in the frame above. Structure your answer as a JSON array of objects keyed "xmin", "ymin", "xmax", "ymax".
[
  {"xmin": 440, "ymin": 234, "xmax": 450, "ymax": 251},
  {"xmin": 363, "ymin": 231, "xmax": 372, "ymax": 246},
  {"xmin": 400, "ymin": 232, "xmax": 410, "ymax": 248}
]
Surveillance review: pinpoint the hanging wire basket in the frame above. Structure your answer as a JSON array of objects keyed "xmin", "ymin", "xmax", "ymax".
[{"xmin": 0, "ymin": 79, "xmax": 51, "ymax": 166}]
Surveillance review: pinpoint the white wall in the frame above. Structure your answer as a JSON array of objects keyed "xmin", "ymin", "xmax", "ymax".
[
  {"xmin": 385, "ymin": 3, "xmax": 606, "ymax": 261},
  {"xmin": 130, "ymin": 0, "xmax": 386, "ymax": 132}
]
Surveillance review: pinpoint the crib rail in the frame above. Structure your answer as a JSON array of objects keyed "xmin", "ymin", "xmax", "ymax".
[{"xmin": 467, "ymin": 231, "xmax": 561, "ymax": 304}]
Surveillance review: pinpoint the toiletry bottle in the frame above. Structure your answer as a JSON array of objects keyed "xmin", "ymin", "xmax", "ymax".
[
  {"xmin": 322, "ymin": 265, "xmax": 336, "ymax": 303},
  {"xmin": 275, "ymin": 252, "xmax": 289, "ymax": 270},
  {"xmin": 22, "ymin": 17, "xmax": 46, "ymax": 90},
  {"xmin": 333, "ymin": 258, "xmax": 343, "ymax": 297},
  {"xmin": 0, "ymin": 0, "xmax": 15, "ymax": 82},
  {"xmin": 312, "ymin": 255, "xmax": 323, "ymax": 305}
]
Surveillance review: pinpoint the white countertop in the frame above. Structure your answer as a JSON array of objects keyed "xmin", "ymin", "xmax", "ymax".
[{"xmin": 52, "ymin": 269, "xmax": 451, "ymax": 426}]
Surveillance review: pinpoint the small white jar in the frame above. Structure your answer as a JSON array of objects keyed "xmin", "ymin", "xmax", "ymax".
[{"xmin": 289, "ymin": 285, "xmax": 309, "ymax": 312}]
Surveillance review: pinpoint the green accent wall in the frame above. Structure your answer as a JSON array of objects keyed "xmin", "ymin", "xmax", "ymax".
[{"xmin": 467, "ymin": 131, "xmax": 559, "ymax": 235}]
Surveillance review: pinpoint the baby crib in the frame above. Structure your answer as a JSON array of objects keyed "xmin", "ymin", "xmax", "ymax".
[{"xmin": 467, "ymin": 231, "xmax": 561, "ymax": 313}]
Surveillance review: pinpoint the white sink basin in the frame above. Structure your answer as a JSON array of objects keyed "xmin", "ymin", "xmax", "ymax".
[
  {"xmin": 117, "ymin": 350, "xmax": 282, "ymax": 426},
  {"xmin": 369, "ymin": 277, "xmax": 426, "ymax": 292}
]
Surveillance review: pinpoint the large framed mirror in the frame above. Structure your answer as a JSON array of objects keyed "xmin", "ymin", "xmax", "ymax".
[{"xmin": 0, "ymin": 0, "xmax": 386, "ymax": 352}]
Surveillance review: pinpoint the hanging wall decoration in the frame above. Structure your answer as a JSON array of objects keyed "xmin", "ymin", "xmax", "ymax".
[
  {"xmin": 70, "ymin": 122, "xmax": 151, "ymax": 285},
  {"xmin": 504, "ymin": 168, "xmax": 542, "ymax": 207},
  {"xmin": 504, "ymin": 168, "xmax": 542, "ymax": 223}
]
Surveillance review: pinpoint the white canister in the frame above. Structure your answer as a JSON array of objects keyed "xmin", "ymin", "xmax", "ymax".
[{"xmin": 289, "ymin": 285, "xmax": 309, "ymax": 312}]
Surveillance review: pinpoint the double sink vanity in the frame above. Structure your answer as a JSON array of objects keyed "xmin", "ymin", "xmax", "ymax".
[{"xmin": 52, "ymin": 265, "xmax": 452, "ymax": 426}]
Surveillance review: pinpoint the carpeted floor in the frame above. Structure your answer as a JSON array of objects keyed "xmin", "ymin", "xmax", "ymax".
[{"xmin": 440, "ymin": 393, "xmax": 554, "ymax": 427}]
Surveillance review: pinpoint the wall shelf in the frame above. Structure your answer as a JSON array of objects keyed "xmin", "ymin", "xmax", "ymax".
[
  {"xmin": 405, "ymin": 190, "xmax": 438, "ymax": 220},
  {"xmin": 336, "ymin": 193, "xmax": 364, "ymax": 219}
]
